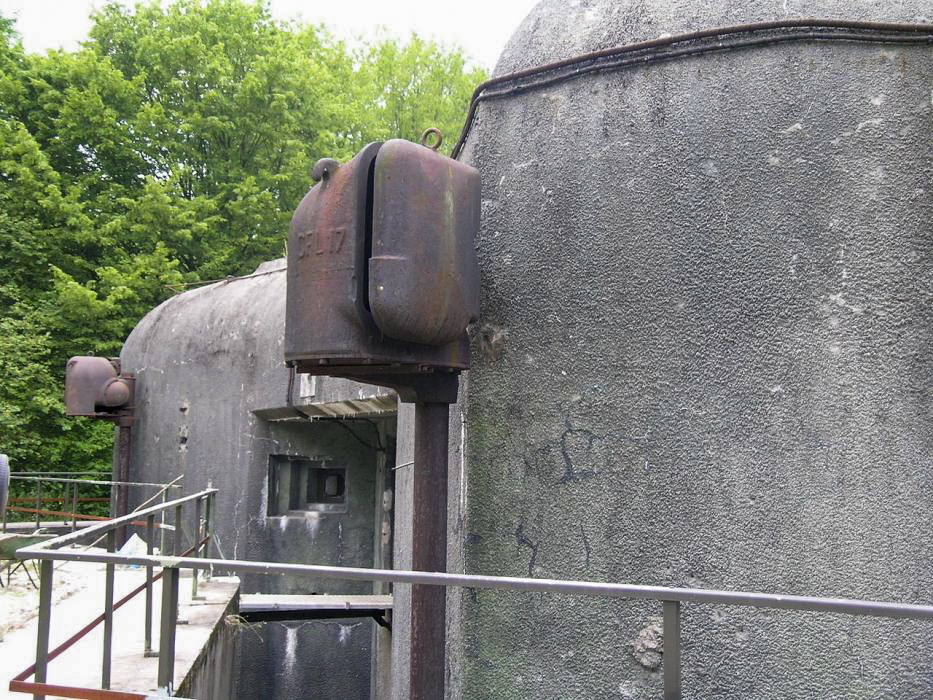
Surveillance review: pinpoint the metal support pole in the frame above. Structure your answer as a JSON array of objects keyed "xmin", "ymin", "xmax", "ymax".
[
  {"xmin": 35, "ymin": 478, "xmax": 42, "ymax": 529},
  {"xmin": 173, "ymin": 504, "xmax": 183, "ymax": 556},
  {"xmin": 71, "ymin": 483, "xmax": 78, "ymax": 532},
  {"xmin": 115, "ymin": 424, "xmax": 131, "ymax": 547},
  {"xmin": 663, "ymin": 600, "xmax": 682, "ymax": 700},
  {"xmin": 191, "ymin": 497, "xmax": 202, "ymax": 600},
  {"xmin": 203, "ymin": 491, "xmax": 213, "ymax": 580},
  {"xmin": 157, "ymin": 567, "xmax": 180, "ymax": 692},
  {"xmin": 159, "ymin": 491, "xmax": 167, "ymax": 556},
  {"xmin": 145, "ymin": 514, "xmax": 155, "ymax": 656},
  {"xmin": 409, "ymin": 401, "xmax": 450, "ymax": 700},
  {"xmin": 33, "ymin": 559, "xmax": 53, "ymax": 700},
  {"xmin": 102, "ymin": 530, "xmax": 115, "ymax": 689}
]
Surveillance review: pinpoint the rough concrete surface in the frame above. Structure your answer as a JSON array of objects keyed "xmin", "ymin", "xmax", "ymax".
[
  {"xmin": 120, "ymin": 259, "xmax": 395, "ymax": 699},
  {"xmin": 453, "ymin": 1, "xmax": 933, "ymax": 698}
]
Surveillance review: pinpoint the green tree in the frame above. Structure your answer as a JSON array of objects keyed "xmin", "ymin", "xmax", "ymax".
[
  {"xmin": 0, "ymin": 0, "xmax": 485, "ymax": 477},
  {"xmin": 357, "ymin": 35, "xmax": 486, "ymax": 154}
]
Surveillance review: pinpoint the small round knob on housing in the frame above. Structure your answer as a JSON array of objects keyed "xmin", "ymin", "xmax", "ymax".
[{"xmin": 311, "ymin": 158, "xmax": 339, "ymax": 183}]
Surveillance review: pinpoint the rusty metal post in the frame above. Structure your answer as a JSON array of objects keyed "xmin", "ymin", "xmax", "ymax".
[
  {"xmin": 173, "ymin": 504, "xmax": 183, "ymax": 556},
  {"xmin": 33, "ymin": 559, "xmax": 53, "ymax": 700},
  {"xmin": 409, "ymin": 401, "xmax": 449, "ymax": 700},
  {"xmin": 71, "ymin": 483, "xmax": 78, "ymax": 532},
  {"xmin": 102, "ymin": 529, "xmax": 115, "ymax": 689},
  {"xmin": 35, "ymin": 478, "xmax": 42, "ymax": 529},
  {"xmin": 159, "ymin": 490, "xmax": 167, "ymax": 557},
  {"xmin": 191, "ymin": 496, "xmax": 202, "ymax": 600},
  {"xmin": 115, "ymin": 424, "xmax": 131, "ymax": 547},
  {"xmin": 157, "ymin": 566, "xmax": 180, "ymax": 692},
  {"xmin": 203, "ymin": 490, "xmax": 213, "ymax": 580},
  {"xmin": 145, "ymin": 514, "xmax": 155, "ymax": 656}
]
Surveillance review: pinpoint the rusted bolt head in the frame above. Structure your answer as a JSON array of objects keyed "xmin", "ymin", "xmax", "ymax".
[{"xmin": 311, "ymin": 158, "xmax": 339, "ymax": 183}]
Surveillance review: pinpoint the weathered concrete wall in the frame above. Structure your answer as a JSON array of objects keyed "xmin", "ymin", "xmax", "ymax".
[
  {"xmin": 120, "ymin": 258, "xmax": 397, "ymax": 699},
  {"xmin": 178, "ymin": 587, "xmax": 240, "ymax": 700},
  {"xmin": 236, "ymin": 619, "xmax": 376, "ymax": 700},
  {"xmin": 453, "ymin": 1, "xmax": 933, "ymax": 698}
]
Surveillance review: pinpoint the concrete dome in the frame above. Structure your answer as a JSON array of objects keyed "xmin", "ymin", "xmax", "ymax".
[
  {"xmin": 494, "ymin": 0, "xmax": 931, "ymax": 75},
  {"xmin": 454, "ymin": 1, "xmax": 932, "ymax": 698}
]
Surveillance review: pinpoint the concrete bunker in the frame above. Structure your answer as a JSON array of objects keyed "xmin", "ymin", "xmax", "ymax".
[
  {"xmin": 115, "ymin": 1, "xmax": 932, "ymax": 698},
  {"xmin": 121, "ymin": 258, "xmax": 399, "ymax": 698}
]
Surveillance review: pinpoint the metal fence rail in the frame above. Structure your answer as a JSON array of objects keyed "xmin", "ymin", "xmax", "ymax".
[
  {"xmin": 10, "ymin": 489, "xmax": 215, "ymax": 700},
  {"xmin": 12, "ymin": 487, "xmax": 933, "ymax": 700},
  {"xmin": 3, "ymin": 473, "xmax": 182, "ymax": 535}
]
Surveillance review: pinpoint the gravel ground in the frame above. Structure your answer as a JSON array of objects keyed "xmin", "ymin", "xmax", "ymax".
[{"xmin": 0, "ymin": 550, "xmax": 103, "ymax": 641}]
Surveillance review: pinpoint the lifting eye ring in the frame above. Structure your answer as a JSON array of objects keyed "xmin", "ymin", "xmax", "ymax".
[{"xmin": 420, "ymin": 127, "xmax": 443, "ymax": 151}]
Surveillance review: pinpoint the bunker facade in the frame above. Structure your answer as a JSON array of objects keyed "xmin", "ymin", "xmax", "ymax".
[
  {"xmin": 120, "ymin": 259, "xmax": 398, "ymax": 699},
  {"xmin": 451, "ymin": 0, "xmax": 932, "ymax": 697},
  {"xmin": 118, "ymin": 1, "xmax": 932, "ymax": 698}
]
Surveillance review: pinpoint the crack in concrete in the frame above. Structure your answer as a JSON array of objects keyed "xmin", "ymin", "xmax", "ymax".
[{"xmin": 514, "ymin": 514, "xmax": 539, "ymax": 577}]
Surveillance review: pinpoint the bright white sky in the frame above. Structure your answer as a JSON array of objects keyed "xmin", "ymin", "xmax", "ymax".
[{"xmin": 0, "ymin": 0, "xmax": 539, "ymax": 70}]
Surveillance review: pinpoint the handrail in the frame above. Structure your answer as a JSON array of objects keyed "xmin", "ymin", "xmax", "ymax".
[
  {"xmin": 22, "ymin": 489, "xmax": 215, "ymax": 551},
  {"xmin": 11, "ymin": 537, "xmax": 209, "ymax": 683},
  {"xmin": 13, "ymin": 487, "xmax": 933, "ymax": 699},
  {"xmin": 16, "ymin": 547, "xmax": 933, "ymax": 622},
  {"xmin": 2, "ymin": 474, "xmax": 185, "ymax": 536},
  {"xmin": 5, "ymin": 507, "xmax": 174, "ymax": 529},
  {"xmin": 10, "ymin": 476, "xmax": 182, "ymax": 488},
  {"xmin": 11, "ymin": 488, "xmax": 217, "ymax": 700}
]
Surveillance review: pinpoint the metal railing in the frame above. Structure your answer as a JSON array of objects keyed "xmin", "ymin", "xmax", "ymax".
[
  {"xmin": 11, "ymin": 486, "xmax": 933, "ymax": 700},
  {"xmin": 10, "ymin": 488, "xmax": 215, "ymax": 700},
  {"xmin": 3, "ymin": 473, "xmax": 182, "ymax": 536}
]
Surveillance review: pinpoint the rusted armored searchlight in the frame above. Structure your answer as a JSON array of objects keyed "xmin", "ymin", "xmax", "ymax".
[{"xmin": 285, "ymin": 132, "xmax": 480, "ymax": 699}]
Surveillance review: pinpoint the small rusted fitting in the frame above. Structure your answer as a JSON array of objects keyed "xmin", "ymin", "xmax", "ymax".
[
  {"xmin": 99, "ymin": 377, "xmax": 132, "ymax": 408},
  {"xmin": 420, "ymin": 128, "xmax": 443, "ymax": 151},
  {"xmin": 311, "ymin": 158, "xmax": 340, "ymax": 183}
]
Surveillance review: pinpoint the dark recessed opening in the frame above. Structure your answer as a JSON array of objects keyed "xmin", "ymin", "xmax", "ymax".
[{"xmin": 267, "ymin": 455, "xmax": 347, "ymax": 516}]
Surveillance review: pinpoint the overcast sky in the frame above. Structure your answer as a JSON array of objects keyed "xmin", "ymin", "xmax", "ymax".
[{"xmin": 1, "ymin": 0, "xmax": 538, "ymax": 70}]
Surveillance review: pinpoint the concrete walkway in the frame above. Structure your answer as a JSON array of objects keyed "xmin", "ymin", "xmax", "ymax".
[{"xmin": 1, "ymin": 557, "xmax": 237, "ymax": 699}]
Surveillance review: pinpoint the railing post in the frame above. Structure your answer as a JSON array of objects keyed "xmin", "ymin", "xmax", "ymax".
[
  {"xmin": 203, "ymin": 490, "xmax": 213, "ymax": 580},
  {"xmin": 159, "ymin": 490, "xmax": 167, "ymax": 556},
  {"xmin": 34, "ymin": 559, "xmax": 53, "ymax": 700},
  {"xmin": 102, "ymin": 530, "xmax": 115, "ymax": 689},
  {"xmin": 145, "ymin": 513, "xmax": 155, "ymax": 656},
  {"xmin": 191, "ymin": 496, "xmax": 202, "ymax": 599},
  {"xmin": 663, "ymin": 600, "xmax": 682, "ymax": 700},
  {"xmin": 173, "ymin": 504, "xmax": 183, "ymax": 556},
  {"xmin": 35, "ymin": 477, "xmax": 42, "ymax": 529},
  {"xmin": 157, "ymin": 566, "xmax": 180, "ymax": 693},
  {"xmin": 71, "ymin": 482, "xmax": 79, "ymax": 532}
]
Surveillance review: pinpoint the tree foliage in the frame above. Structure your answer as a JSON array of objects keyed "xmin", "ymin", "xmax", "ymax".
[{"xmin": 0, "ymin": 0, "xmax": 485, "ymax": 475}]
